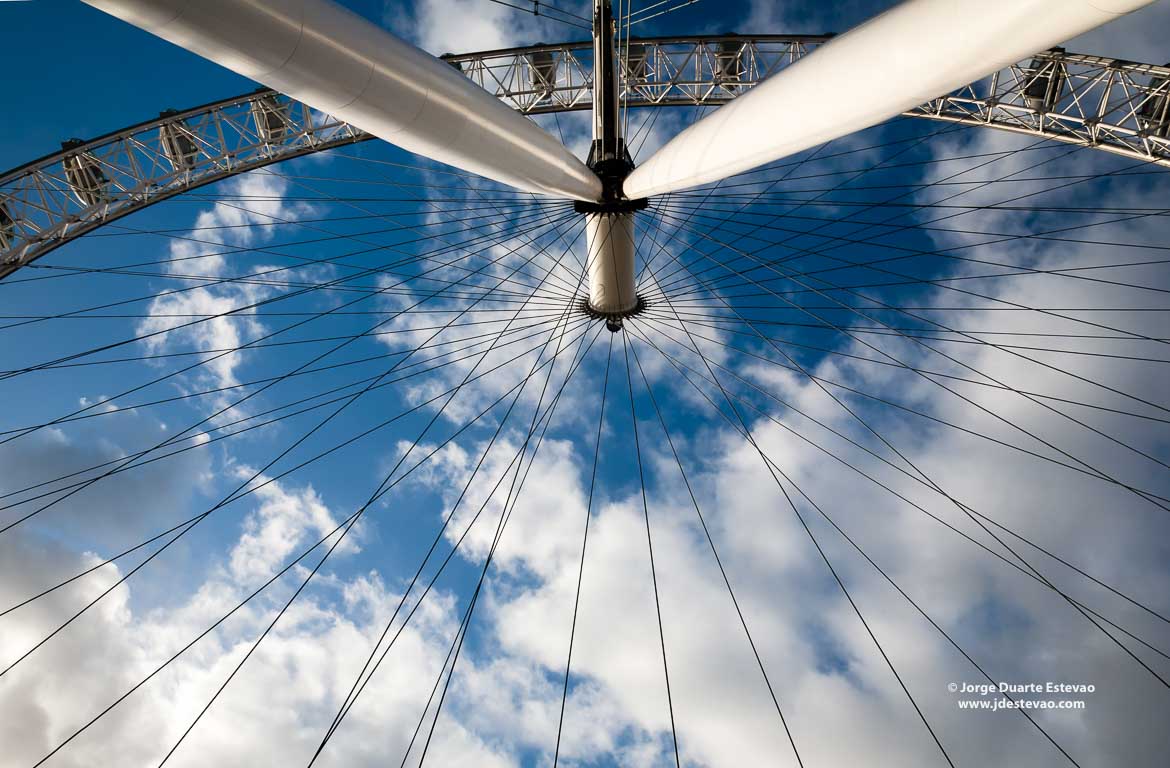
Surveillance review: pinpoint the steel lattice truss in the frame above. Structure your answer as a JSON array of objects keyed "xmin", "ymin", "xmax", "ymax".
[
  {"xmin": 444, "ymin": 34, "xmax": 835, "ymax": 112},
  {"xmin": 3, "ymin": 36, "xmax": 1168, "ymax": 278}
]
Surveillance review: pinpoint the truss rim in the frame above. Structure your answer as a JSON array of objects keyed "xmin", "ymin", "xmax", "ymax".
[{"xmin": 3, "ymin": 36, "xmax": 1168, "ymax": 279}]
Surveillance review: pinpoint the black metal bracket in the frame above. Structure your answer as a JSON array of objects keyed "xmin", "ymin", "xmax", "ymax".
[
  {"xmin": 578, "ymin": 294, "xmax": 650, "ymax": 332},
  {"xmin": 573, "ymin": 196, "xmax": 648, "ymax": 214}
]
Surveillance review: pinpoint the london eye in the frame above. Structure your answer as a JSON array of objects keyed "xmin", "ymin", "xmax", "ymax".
[{"xmin": 1, "ymin": 0, "xmax": 1168, "ymax": 765}]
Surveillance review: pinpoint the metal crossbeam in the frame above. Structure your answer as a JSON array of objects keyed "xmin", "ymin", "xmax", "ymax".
[{"xmin": 3, "ymin": 36, "xmax": 1168, "ymax": 278}]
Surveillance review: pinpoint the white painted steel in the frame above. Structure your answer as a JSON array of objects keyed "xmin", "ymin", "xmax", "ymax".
[
  {"xmin": 83, "ymin": 0, "xmax": 602, "ymax": 201},
  {"xmin": 585, "ymin": 213, "xmax": 637, "ymax": 314},
  {"xmin": 622, "ymin": 0, "xmax": 1157, "ymax": 199}
]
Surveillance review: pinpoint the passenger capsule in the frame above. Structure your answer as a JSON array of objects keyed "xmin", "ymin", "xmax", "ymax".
[
  {"xmin": 0, "ymin": 200, "xmax": 15, "ymax": 252},
  {"xmin": 1023, "ymin": 50, "xmax": 1066, "ymax": 112},
  {"xmin": 60, "ymin": 139, "xmax": 110, "ymax": 208},
  {"xmin": 528, "ymin": 48, "xmax": 558, "ymax": 101},
  {"xmin": 625, "ymin": 43, "xmax": 649, "ymax": 85},
  {"xmin": 158, "ymin": 110, "xmax": 201, "ymax": 171},
  {"xmin": 715, "ymin": 39, "xmax": 743, "ymax": 84},
  {"xmin": 1138, "ymin": 65, "xmax": 1169, "ymax": 138},
  {"xmin": 251, "ymin": 94, "xmax": 291, "ymax": 146}
]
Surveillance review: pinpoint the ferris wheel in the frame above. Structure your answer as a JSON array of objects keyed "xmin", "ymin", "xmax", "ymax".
[{"xmin": 1, "ymin": 0, "xmax": 1169, "ymax": 765}]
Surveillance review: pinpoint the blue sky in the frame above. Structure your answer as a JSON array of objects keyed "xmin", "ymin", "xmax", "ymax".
[{"xmin": 2, "ymin": 1, "xmax": 1170, "ymax": 766}]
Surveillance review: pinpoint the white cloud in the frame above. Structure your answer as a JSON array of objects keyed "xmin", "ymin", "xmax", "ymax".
[
  {"xmin": 396, "ymin": 0, "xmax": 590, "ymax": 55},
  {"xmin": 0, "ymin": 469, "xmax": 516, "ymax": 767},
  {"xmin": 135, "ymin": 171, "xmax": 311, "ymax": 411},
  {"xmin": 228, "ymin": 467, "xmax": 352, "ymax": 583}
]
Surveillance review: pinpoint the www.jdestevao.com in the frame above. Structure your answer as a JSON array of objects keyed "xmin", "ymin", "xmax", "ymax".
[{"xmin": 947, "ymin": 681, "xmax": 1094, "ymax": 711}]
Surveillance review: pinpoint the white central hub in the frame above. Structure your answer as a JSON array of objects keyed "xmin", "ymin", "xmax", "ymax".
[{"xmin": 584, "ymin": 212, "xmax": 638, "ymax": 315}]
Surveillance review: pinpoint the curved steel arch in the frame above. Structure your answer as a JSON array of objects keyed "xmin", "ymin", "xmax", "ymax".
[{"xmin": 2, "ymin": 34, "xmax": 1168, "ymax": 279}]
